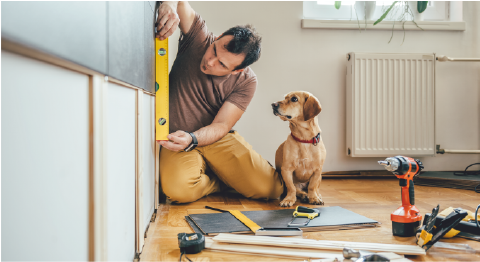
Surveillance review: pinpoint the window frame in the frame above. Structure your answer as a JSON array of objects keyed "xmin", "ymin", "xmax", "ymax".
[
  {"xmin": 301, "ymin": 1, "xmax": 465, "ymax": 31},
  {"xmin": 303, "ymin": 1, "xmax": 447, "ymax": 21}
]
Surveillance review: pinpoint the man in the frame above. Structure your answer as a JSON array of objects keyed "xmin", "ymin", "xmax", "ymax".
[{"xmin": 156, "ymin": 1, "xmax": 283, "ymax": 203}]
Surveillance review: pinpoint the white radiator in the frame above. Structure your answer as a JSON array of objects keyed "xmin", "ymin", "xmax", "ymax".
[{"xmin": 346, "ymin": 53, "xmax": 436, "ymax": 157}]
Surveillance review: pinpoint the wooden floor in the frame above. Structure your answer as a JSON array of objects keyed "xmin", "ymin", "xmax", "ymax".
[{"xmin": 140, "ymin": 178, "xmax": 480, "ymax": 261}]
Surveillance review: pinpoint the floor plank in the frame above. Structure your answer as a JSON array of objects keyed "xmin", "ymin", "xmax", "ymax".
[{"xmin": 140, "ymin": 178, "xmax": 480, "ymax": 261}]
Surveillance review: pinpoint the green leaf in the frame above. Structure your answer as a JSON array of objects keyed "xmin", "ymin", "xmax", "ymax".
[
  {"xmin": 417, "ymin": 1, "xmax": 428, "ymax": 13},
  {"xmin": 334, "ymin": 1, "xmax": 341, "ymax": 9},
  {"xmin": 374, "ymin": 1, "xmax": 398, "ymax": 25}
]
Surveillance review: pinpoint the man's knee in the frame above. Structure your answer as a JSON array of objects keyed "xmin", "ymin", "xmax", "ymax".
[
  {"xmin": 240, "ymin": 179, "xmax": 283, "ymax": 200},
  {"xmin": 161, "ymin": 176, "xmax": 201, "ymax": 203},
  {"xmin": 162, "ymin": 185, "xmax": 199, "ymax": 203},
  {"xmin": 160, "ymin": 167, "xmax": 216, "ymax": 203},
  {"xmin": 159, "ymin": 150, "xmax": 205, "ymax": 203}
]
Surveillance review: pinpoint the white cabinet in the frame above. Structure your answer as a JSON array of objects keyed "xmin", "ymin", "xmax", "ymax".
[
  {"xmin": 1, "ymin": 50, "xmax": 157, "ymax": 260},
  {"xmin": 106, "ymin": 83, "xmax": 137, "ymax": 260},
  {"xmin": 1, "ymin": 51, "xmax": 90, "ymax": 260},
  {"xmin": 142, "ymin": 94, "xmax": 156, "ymax": 233}
]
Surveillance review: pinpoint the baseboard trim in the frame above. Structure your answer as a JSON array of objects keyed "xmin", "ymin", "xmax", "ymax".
[{"xmin": 322, "ymin": 170, "xmax": 393, "ymax": 178}]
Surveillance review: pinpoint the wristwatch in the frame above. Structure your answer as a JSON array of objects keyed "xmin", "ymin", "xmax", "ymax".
[{"xmin": 184, "ymin": 132, "xmax": 198, "ymax": 152}]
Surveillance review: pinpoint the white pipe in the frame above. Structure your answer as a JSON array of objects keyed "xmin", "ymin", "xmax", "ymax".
[
  {"xmin": 443, "ymin": 149, "xmax": 480, "ymax": 154},
  {"xmin": 437, "ymin": 55, "xmax": 480, "ymax": 62}
]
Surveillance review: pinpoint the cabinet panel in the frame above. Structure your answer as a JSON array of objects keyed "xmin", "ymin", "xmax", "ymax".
[
  {"xmin": 142, "ymin": 94, "xmax": 156, "ymax": 232},
  {"xmin": 106, "ymin": 83, "xmax": 137, "ymax": 260},
  {"xmin": 1, "ymin": 51, "xmax": 89, "ymax": 260}
]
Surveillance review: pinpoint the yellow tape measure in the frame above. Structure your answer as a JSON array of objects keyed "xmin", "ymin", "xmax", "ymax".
[{"xmin": 155, "ymin": 38, "xmax": 169, "ymax": 141}]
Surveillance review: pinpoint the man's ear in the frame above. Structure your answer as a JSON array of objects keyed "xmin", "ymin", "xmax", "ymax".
[
  {"xmin": 303, "ymin": 95, "xmax": 322, "ymax": 121},
  {"xmin": 231, "ymin": 69, "xmax": 244, "ymax": 75}
]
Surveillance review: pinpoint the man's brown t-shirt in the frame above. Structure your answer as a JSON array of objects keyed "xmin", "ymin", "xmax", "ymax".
[{"xmin": 168, "ymin": 13, "xmax": 257, "ymax": 133}]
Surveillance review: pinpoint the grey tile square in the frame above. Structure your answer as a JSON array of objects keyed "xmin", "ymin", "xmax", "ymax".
[
  {"xmin": 144, "ymin": 1, "xmax": 156, "ymax": 93},
  {"xmin": 2, "ymin": 2, "xmax": 108, "ymax": 73},
  {"xmin": 108, "ymin": 1, "xmax": 145, "ymax": 89}
]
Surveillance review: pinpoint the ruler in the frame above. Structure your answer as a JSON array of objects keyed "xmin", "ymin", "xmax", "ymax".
[{"xmin": 155, "ymin": 38, "xmax": 169, "ymax": 141}]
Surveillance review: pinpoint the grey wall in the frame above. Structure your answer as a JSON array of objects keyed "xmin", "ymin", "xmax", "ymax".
[{"xmin": 1, "ymin": 1, "xmax": 156, "ymax": 92}]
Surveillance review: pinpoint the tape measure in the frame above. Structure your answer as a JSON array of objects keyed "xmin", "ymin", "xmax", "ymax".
[
  {"xmin": 178, "ymin": 233, "xmax": 205, "ymax": 254},
  {"xmin": 155, "ymin": 38, "xmax": 169, "ymax": 141},
  {"xmin": 178, "ymin": 233, "xmax": 205, "ymax": 261}
]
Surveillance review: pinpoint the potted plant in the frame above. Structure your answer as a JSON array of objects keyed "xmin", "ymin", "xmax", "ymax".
[
  {"xmin": 408, "ymin": 1, "xmax": 428, "ymax": 21},
  {"xmin": 334, "ymin": 1, "xmax": 341, "ymax": 9},
  {"xmin": 334, "ymin": 1, "xmax": 377, "ymax": 30},
  {"xmin": 355, "ymin": 1, "xmax": 377, "ymax": 21},
  {"xmin": 373, "ymin": 1, "xmax": 428, "ymax": 43}
]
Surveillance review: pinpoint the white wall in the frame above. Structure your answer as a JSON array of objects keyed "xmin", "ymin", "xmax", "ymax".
[
  {"xmin": 180, "ymin": 1, "xmax": 480, "ymax": 172},
  {"xmin": 1, "ymin": 51, "xmax": 90, "ymax": 260}
]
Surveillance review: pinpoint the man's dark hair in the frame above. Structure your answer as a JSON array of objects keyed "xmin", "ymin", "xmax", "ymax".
[{"xmin": 218, "ymin": 24, "xmax": 262, "ymax": 70}]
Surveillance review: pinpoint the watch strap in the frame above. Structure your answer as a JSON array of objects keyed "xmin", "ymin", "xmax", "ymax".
[{"xmin": 184, "ymin": 132, "xmax": 198, "ymax": 152}]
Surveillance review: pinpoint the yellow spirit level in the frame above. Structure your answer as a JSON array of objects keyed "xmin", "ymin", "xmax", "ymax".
[{"xmin": 155, "ymin": 38, "xmax": 169, "ymax": 141}]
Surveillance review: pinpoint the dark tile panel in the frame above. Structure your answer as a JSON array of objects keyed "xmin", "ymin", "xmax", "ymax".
[
  {"xmin": 1, "ymin": 2, "xmax": 108, "ymax": 74},
  {"xmin": 108, "ymin": 1, "xmax": 145, "ymax": 89},
  {"xmin": 144, "ymin": 2, "xmax": 156, "ymax": 93}
]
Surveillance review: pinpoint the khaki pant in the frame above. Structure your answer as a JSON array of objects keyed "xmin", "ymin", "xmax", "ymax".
[{"xmin": 160, "ymin": 131, "xmax": 284, "ymax": 203}]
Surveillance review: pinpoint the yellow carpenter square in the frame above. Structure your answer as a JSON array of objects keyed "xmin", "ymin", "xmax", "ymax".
[
  {"xmin": 155, "ymin": 38, "xmax": 169, "ymax": 141},
  {"xmin": 229, "ymin": 210, "xmax": 262, "ymax": 233}
]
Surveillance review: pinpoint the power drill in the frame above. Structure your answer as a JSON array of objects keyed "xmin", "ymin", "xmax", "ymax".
[{"xmin": 378, "ymin": 156, "xmax": 424, "ymax": 237}]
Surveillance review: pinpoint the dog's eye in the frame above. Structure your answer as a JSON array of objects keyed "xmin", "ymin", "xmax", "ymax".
[{"xmin": 291, "ymin": 97, "xmax": 298, "ymax": 102}]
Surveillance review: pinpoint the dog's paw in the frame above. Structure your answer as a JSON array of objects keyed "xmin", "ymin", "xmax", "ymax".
[
  {"xmin": 308, "ymin": 194, "xmax": 324, "ymax": 205},
  {"xmin": 279, "ymin": 196, "xmax": 297, "ymax": 207},
  {"xmin": 300, "ymin": 195, "xmax": 309, "ymax": 203}
]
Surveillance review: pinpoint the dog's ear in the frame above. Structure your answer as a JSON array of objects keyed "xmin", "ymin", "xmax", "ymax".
[{"xmin": 303, "ymin": 95, "xmax": 321, "ymax": 121}]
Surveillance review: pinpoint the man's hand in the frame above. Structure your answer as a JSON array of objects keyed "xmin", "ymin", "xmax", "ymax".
[
  {"xmin": 159, "ymin": 130, "xmax": 192, "ymax": 152},
  {"xmin": 156, "ymin": 2, "xmax": 180, "ymax": 40}
]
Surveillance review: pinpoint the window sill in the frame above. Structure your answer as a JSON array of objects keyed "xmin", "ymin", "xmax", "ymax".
[{"xmin": 301, "ymin": 19, "xmax": 465, "ymax": 31}]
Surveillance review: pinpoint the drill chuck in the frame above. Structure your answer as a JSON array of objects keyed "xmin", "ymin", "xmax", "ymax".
[
  {"xmin": 378, "ymin": 157, "xmax": 400, "ymax": 172},
  {"xmin": 378, "ymin": 156, "xmax": 423, "ymax": 176}
]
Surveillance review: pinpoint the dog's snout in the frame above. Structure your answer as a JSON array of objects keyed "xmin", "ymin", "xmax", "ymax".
[{"xmin": 271, "ymin": 102, "xmax": 279, "ymax": 108}]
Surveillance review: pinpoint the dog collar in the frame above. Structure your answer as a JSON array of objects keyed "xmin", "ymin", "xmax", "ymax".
[{"xmin": 291, "ymin": 133, "xmax": 321, "ymax": 146}]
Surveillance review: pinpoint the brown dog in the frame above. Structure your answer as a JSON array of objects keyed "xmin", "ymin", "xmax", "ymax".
[{"xmin": 272, "ymin": 91, "xmax": 326, "ymax": 207}]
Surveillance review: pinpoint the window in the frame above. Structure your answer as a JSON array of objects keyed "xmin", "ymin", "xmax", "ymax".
[{"xmin": 303, "ymin": 1, "xmax": 447, "ymax": 21}]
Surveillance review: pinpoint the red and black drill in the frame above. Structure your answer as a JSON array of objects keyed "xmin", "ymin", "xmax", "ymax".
[{"xmin": 378, "ymin": 156, "xmax": 424, "ymax": 237}]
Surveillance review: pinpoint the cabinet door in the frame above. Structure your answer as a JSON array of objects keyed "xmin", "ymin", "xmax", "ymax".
[
  {"xmin": 142, "ymin": 94, "xmax": 156, "ymax": 233},
  {"xmin": 106, "ymin": 83, "xmax": 137, "ymax": 261},
  {"xmin": 1, "ymin": 51, "xmax": 90, "ymax": 260}
]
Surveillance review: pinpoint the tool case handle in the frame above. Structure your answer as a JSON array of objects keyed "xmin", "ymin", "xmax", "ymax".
[{"xmin": 297, "ymin": 206, "xmax": 316, "ymax": 213}]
